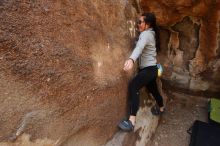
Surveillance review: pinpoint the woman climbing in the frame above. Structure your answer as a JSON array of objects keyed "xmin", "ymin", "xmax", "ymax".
[{"xmin": 118, "ymin": 12, "xmax": 165, "ymax": 131}]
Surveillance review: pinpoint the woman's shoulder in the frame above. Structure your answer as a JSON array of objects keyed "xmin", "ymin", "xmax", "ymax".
[{"xmin": 140, "ymin": 29, "xmax": 155, "ymax": 39}]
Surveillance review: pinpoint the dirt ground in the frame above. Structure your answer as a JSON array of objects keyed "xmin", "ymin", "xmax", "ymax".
[{"xmin": 146, "ymin": 92, "xmax": 208, "ymax": 146}]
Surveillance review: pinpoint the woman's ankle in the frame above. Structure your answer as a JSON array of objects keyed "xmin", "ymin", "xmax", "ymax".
[
  {"xmin": 129, "ymin": 115, "xmax": 136, "ymax": 126},
  {"xmin": 160, "ymin": 106, "xmax": 165, "ymax": 112}
]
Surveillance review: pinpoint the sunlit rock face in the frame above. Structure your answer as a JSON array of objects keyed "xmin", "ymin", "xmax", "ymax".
[
  {"xmin": 0, "ymin": 0, "xmax": 219, "ymax": 146},
  {"xmin": 0, "ymin": 0, "xmax": 138, "ymax": 145},
  {"xmin": 140, "ymin": 0, "xmax": 220, "ymax": 95}
]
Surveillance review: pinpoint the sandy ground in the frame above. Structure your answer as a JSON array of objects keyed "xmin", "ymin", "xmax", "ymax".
[{"xmin": 146, "ymin": 92, "xmax": 208, "ymax": 146}]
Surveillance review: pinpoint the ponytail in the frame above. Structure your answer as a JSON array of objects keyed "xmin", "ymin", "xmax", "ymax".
[
  {"xmin": 142, "ymin": 12, "xmax": 160, "ymax": 52},
  {"xmin": 153, "ymin": 24, "xmax": 160, "ymax": 52}
]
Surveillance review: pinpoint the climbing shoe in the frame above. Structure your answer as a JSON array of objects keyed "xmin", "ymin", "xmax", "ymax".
[
  {"xmin": 118, "ymin": 120, "xmax": 134, "ymax": 131},
  {"xmin": 151, "ymin": 105, "xmax": 165, "ymax": 116}
]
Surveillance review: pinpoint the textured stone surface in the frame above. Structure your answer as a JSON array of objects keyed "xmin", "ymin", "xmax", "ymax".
[
  {"xmin": 1, "ymin": 0, "xmax": 220, "ymax": 146},
  {"xmin": 0, "ymin": 0, "xmax": 138, "ymax": 145}
]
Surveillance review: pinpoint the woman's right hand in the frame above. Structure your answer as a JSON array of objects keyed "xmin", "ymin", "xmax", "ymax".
[{"xmin": 123, "ymin": 59, "xmax": 134, "ymax": 71}]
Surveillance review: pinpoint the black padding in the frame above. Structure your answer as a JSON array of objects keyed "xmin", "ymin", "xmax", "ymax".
[{"xmin": 189, "ymin": 120, "xmax": 220, "ymax": 146}]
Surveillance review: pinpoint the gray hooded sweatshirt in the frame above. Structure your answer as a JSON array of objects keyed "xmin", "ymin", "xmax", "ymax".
[{"xmin": 129, "ymin": 28, "xmax": 157, "ymax": 69}]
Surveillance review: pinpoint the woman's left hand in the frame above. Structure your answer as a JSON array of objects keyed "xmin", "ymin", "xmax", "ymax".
[{"xmin": 123, "ymin": 59, "xmax": 134, "ymax": 71}]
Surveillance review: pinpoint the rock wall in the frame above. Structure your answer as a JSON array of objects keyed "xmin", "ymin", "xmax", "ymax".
[
  {"xmin": 0, "ymin": 0, "xmax": 138, "ymax": 145},
  {"xmin": 1, "ymin": 0, "xmax": 220, "ymax": 146},
  {"xmin": 140, "ymin": 0, "xmax": 220, "ymax": 95}
]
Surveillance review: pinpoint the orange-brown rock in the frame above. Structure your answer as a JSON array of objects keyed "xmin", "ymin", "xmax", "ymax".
[
  {"xmin": 0, "ymin": 0, "xmax": 137, "ymax": 145},
  {"xmin": 0, "ymin": 0, "xmax": 220, "ymax": 146}
]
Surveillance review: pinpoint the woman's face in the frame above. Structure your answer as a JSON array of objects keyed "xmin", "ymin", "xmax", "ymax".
[{"xmin": 138, "ymin": 16, "xmax": 150, "ymax": 32}]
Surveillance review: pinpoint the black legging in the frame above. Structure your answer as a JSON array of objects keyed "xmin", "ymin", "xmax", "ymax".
[{"xmin": 129, "ymin": 65, "xmax": 164, "ymax": 116}]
